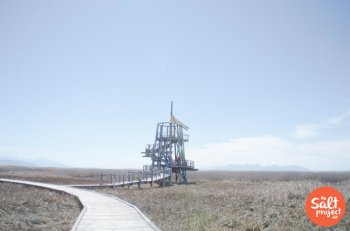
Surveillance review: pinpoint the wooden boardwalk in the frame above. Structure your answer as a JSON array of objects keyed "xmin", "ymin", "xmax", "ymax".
[{"xmin": 0, "ymin": 179, "xmax": 160, "ymax": 231}]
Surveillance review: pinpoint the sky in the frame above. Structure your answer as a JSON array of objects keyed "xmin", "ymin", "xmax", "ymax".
[{"xmin": 0, "ymin": 1, "xmax": 349, "ymax": 170}]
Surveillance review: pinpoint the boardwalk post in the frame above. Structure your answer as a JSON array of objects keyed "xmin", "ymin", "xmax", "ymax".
[
  {"xmin": 151, "ymin": 170, "xmax": 153, "ymax": 187},
  {"xmin": 138, "ymin": 172, "xmax": 141, "ymax": 189},
  {"xmin": 128, "ymin": 172, "xmax": 130, "ymax": 189}
]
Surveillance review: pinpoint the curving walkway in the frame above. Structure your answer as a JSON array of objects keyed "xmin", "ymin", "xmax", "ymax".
[{"xmin": 0, "ymin": 179, "xmax": 159, "ymax": 231}]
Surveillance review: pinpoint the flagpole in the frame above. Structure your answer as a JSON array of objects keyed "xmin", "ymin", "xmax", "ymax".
[
  {"xmin": 171, "ymin": 101, "xmax": 173, "ymax": 118},
  {"xmin": 170, "ymin": 101, "xmax": 173, "ymax": 165}
]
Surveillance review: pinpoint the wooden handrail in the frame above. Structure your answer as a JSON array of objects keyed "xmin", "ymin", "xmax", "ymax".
[{"xmin": 99, "ymin": 168, "xmax": 172, "ymax": 187}]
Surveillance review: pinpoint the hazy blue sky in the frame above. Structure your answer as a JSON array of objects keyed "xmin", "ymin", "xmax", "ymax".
[{"xmin": 1, "ymin": 1, "xmax": 349, "ymax": 170}]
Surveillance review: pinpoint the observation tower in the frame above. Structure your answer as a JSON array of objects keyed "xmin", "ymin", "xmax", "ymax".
[{"xmin": 142, "ymin": 102, "xmax": 197, "ymax": 184}]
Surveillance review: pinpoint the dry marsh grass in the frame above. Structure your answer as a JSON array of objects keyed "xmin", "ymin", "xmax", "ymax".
[
  {"xmin": 2, "ymin": 167, "xmax": 350, "ymax": 230},
  {"xmin": 0, "ymin": 182, "xmax": 81, "ymax": 231},
  {"xmin": 97, "ymin": 171, "xmax": 350, "ymax": 231}
]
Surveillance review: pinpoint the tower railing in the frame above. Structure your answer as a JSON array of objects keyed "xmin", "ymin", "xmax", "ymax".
[
  {"xmin": 172, "ymin": 160, "xmax": 195, "ymax": 168},
  {"xmin": 157, "ymin": 132, "xmax": 189, "ymax": 141}
]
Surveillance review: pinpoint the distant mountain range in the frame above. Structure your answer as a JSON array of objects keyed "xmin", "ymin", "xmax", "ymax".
[
  {"xmin": 0, "ymin": 156, "xmax": 69, "ymax": 168},
  {"xmin": 206, "ymin": 164, "xmax": 309, "ymax": 171}
]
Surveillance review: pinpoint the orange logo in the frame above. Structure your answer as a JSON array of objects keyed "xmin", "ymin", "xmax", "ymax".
[{"xmin": 305, "ymin": 186, "xmax": 346, "ymax": 227}]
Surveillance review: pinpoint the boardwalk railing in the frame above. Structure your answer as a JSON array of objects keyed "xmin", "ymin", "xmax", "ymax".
[{"xmin": 99, "ymin": 168, "xmax": 172, "ymax": 188}]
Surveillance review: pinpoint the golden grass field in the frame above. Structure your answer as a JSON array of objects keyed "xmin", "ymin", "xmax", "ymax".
[
  {"xmin": 1, "ymin": 167, "xmax": 350, "ymax": 231},
  {"xmin": 97, "ymin": 171, "xmax": 350, "ymax": 231},
  {"xmin": 0, "ymin": 182, "xmax": 81, "ymax": 231}
]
